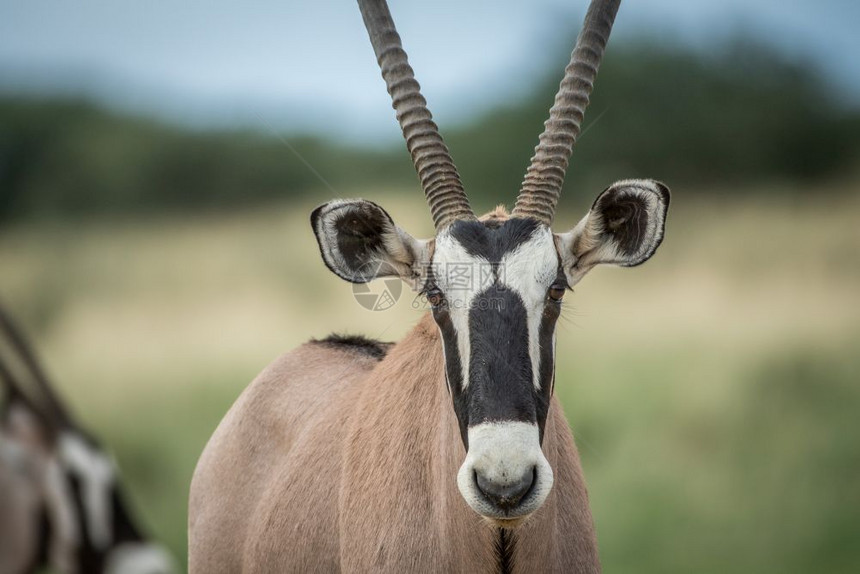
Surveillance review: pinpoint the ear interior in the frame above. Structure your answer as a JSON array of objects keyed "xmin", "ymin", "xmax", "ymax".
[
  {"xmin": 311, "ymin": 199, "xmax": 426, "ymax": 284},
  {"xmin": 558, "ymin": 179, "xmax": 670, "ymax": 284}
]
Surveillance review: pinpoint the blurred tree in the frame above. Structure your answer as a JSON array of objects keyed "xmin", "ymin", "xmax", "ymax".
[
  {"xmin": 0, "ymin": 38, "xmax": 857, "ymax": 223},
  {"xmin": 447, "ymin": 38, "xmax": 860, "ymax": 212}
]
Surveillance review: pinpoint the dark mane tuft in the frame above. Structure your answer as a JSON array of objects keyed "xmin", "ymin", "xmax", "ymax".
[{"xmin": 310, "ymin": 334, "xmax": 392, "ymax": 360}]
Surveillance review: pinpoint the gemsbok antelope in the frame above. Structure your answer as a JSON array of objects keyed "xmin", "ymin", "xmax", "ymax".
[
  {"xmin": 0, "ymin": 306, "xmax": 176, "ymax": 574},
  {"xmin": 189, "ymin": 0, "xmax": 670, "ymax": 572}
]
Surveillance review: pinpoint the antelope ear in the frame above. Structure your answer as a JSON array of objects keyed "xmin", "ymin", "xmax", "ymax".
[
  {"xmin": 311, "ymin": 199, "xmax": 429, "ymax": 284},
  {"xmin": 556, "ymin": 179, "xmax": 670, "ymax": 286}
]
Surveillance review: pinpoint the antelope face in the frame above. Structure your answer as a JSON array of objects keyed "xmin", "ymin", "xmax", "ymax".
[
  {"xmin": 312, "ymin": 179, "xmax": 668, "ymax": 524},
  {"xmin": 54, "ymin": 431, "xmax": 177, "ymax": 574},
  {"xmin": 0, "ymin": 332, "xmax": 176, "ymax": 574},
  {"xmin": 431, "ymin": 216, "xmax": 561, "ymax": 524}
]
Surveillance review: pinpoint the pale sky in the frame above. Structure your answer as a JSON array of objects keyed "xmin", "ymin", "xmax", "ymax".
[{"xmin": 1, "ymin": 0, "xmax": 857, "ymax": 142}]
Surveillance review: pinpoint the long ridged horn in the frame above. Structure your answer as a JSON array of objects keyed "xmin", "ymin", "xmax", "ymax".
[
  {"xmin": 512, "ymin": 0, "xmax": 621, "ymax": 225},
  {"xmin": 357, "ymin": 0, "xmax": 475, "ymax": 231},
  {"xmin": 0, "ymin": 352, "xmax": 59, "ymax": 437},
  {"xmin": 0, "ymin": 304, "xmax": 74, "ymax": 429}
]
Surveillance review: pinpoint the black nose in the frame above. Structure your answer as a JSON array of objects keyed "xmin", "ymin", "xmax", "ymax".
[{"xmin": 476, "ymin": 467, "xmax": 535, "ymax": 511}]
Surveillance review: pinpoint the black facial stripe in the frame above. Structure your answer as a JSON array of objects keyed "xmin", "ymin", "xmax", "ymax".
[
  {"xmin": 466, "ymin": 289, "xmax": 535, "ymax": 427},
  {"xmin": 536, "ymin": 301, "xmax": 560, "ymax": 440},
  {"xmin": 66, "ymin": 471, "xmax": 105, "ymax": 573},
  {"xmin": 27, "ymin": 503, "xmax": 51, "ymax": 573},
  {"xmin": 112, "ymin": 485, "xmax": 144, "ymax": 544},
  {"xmin": 438, "ymin": 288, "xmax": 563, "ymax": 447},
  {"xmin": 433, "ymin": 305, "xmax": 468, "ymax": 447},
  {"xmin": 448, "ymin": 218, "xmax": 542, "ymax": 262},
  {"xmin": 434, "ymin": 217, "xmax": 564, "ymax": 450},
  {"xmin": 63, "ymin": 450, "xmax": 145, "ymax": 573}
]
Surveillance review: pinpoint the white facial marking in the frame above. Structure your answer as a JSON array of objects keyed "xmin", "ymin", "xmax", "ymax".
[
  {"xmin": 43, "ymin": 454, "xmax": 80, "ymax": 574},
  {"xmin": 433, "ymin": 230, "xmax": 486, "ymax": 389},
  {"xmin": 105, "ymin": 543, "xmax": 177, "ymax": 574},
  {"xmin": 457, "ymin": 422, "xmax": 553, "ymax": 520},
  {"xmin": 58, "ymin": 432, "xmax": 116, "ymax": 551},
  {"xmin": 498, "ymin": 227, "xmax": 558, "ymax": 390},
  {"xmin": 433, "ymin": 225, "xmax": 559, "ymax": 391}
]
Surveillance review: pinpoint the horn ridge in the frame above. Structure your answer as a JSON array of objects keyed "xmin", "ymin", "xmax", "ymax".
[
  {"xmin": 358, "ymin": 0, "xmax": 475, "ymax": 231},
  {"xmin": 513, "ymin": 0, "xmax": 621, "ymax": 225}
]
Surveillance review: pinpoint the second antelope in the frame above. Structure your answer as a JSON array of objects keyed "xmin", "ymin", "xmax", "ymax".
[
  {"xmin": 0, "ymin": 306, "xmax": 176, "ymax": 574},
  {"xmin": 190, "ymin": 0, "xmax": 670, "ymax": 572}
]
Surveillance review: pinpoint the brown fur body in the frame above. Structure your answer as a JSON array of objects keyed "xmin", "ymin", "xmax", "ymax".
[
  {"xmin": 0, "ymin": 452, "xmax": 42, "ymax": 574},
  {"xmin": 189, "ymin": 314, "xmax": 599, "ymax": 573}
]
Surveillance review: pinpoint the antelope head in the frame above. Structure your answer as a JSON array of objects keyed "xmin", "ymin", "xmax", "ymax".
[
  {"xmin": 312, "ymin": 0, "xmax": 669, "ymax": 525},
  {"xmin": 0, "ymin": 307, "xmax": 176, "ymax": 574}
]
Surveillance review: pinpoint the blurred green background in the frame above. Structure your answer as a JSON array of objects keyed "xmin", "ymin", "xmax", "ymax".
[{"xmin": 2, "ymin": 1, "xmax": 860, "ymax": 572}]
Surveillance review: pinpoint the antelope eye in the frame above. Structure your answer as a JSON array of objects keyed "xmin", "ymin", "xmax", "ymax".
[
  {"xmin": 426, "ymin": 288, "xmax": 444, "ymax": 307},
  {"xmin": 548, "ymin": 284, "xmax": 566, "ymax": 302}
]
